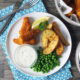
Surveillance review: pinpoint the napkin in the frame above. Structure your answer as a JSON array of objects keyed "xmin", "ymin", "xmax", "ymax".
[{"xmin": 0, "ymin": 0, "xmax": 72, "ymax": 80}]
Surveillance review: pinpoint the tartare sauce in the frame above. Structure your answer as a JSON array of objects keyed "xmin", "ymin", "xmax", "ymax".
[{"xmin": 14, "ymin": 45, "xmax": 37, "ymax": 68}]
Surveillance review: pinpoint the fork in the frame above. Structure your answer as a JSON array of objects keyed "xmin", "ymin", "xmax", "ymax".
[{"xmin": 0, "ymin": 0, "xmax": 39, "ymax": 21}]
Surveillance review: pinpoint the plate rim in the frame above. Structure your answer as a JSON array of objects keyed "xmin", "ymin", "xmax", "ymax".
[{"xmin": 6, "ymin": 12, "xmax": 72, "ymax": 77}]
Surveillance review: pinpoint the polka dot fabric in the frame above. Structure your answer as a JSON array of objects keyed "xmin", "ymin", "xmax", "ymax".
[{"xmin": 0, "ymin": 0, "xmax": 72, "ymax": 80}]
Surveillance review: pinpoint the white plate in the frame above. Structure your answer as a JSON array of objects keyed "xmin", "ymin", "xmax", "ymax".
[{"xmin": 6, "ymin": 12, "xmax": 72, "ymax": 77}]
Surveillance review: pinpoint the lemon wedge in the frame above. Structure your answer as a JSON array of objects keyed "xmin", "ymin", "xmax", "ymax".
[{"xmin": 32, "ymin": 16, "xmax": 50, "ymax": 29}]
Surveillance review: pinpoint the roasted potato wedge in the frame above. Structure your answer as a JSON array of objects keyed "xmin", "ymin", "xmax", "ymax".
[
  {"xmin": 75, "ymin": 0, "xmax": 80, "ymax": 19},
  {"xmin": 41, "ymin": 30, "xmax": 56, "ymax": 48},
  {"xmin": 56, "ymin": 41, "xmax": 64, "ymax": 56},
  {"xmin": 47, "ymin": 24, "xmax": 53, "ymax": 29},
  {"xmin": 66, "ymin": 9, "xmax": 75, "ymax": 17},
  {"xmin": 41, "ymin": 29, "xmax": 59, "ymax": 54},
  {"xmin": 52, "ymin": 22, "xmax": 69, "ymax": 46},
  {"xmin": 43, "ymin": 35, "xmax": 59, "ymax": 55}
]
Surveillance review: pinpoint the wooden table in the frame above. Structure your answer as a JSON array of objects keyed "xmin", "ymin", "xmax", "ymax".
[{"xmin": 0, "ymin": 0, "xmax": 80, "ymax": 80}]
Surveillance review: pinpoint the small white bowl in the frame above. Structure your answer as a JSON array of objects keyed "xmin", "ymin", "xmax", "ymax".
[
  {"xmin": 12, "ymin": 44, "xmax": 38, "ymax": 69},
  {"xmin": 54, "ymin": 0, "xmax": 80, "ymax": 26}
]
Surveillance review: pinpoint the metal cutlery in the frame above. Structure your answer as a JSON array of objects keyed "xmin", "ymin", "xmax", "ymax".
[
  {"xmin": 0, "ymin": 1, "xmax": 22, "ymax": 35},
  {"xmin": 0, "ymin": 0, "xmax": 39, "ymax": 21},
  {"xmin": 0, "ymin": 0, "xmax": 39, "ymax": 35}
]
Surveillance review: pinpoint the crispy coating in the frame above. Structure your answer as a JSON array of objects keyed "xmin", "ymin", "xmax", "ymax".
[
  {"xmin": 23, "ymin": 38, "xmax": 37, "ymax": 45},
  {"xmin": 20, "ymin": 29, "xmax": 40, "ymax": 41},
  {"xmin": 13, "ymin": 37, "xmax": 23, "ymax": 45},
  {"xmin": 13, "ymin": 17, "xmax": 40, "ymax": 45},
  {"xmin": 13, "ymin": 37, "xmax": 36, "ymax": 45},
  {"xmin": 56, "ymin": 41, "xmax": 64, "ymax": 56},
  {"xmin": 19, "ymin": 17, "xmax": 31, "ymax": 35}
]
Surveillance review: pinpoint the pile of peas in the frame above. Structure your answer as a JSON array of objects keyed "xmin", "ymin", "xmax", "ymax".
[{"xmin": 32, "ymin": 47, "xmax": 61, "ymax": 73}]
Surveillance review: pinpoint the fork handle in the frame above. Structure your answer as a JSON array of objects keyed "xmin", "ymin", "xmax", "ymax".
[{"xmin": 0, "ymin": 8, "xmax": 22, "ymax": 21}]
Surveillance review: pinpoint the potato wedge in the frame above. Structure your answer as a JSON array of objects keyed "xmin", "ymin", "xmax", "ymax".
[
  {"xmin": 43, "ymin": 35, "xmax": 59, "ymax": 55},
  {"xmin": 66, "ymin": 9, "xmax": 75, "ymax": 17},
  {"xmin": 52, "ymin": 22, "xmax": 69, "ymax": 46},
  {"xmin": 56, "ymin": 41, "xmax": 64, "ymax": 56},
  {"xmin": 41, "ymin": 30, "xmax": 56, "ymax": 48},
  {"xmin": 47, "ymin": 24, "xmax": 53, "ymax": 29},
  {"xmin": 75, "ymin": 0, "xmax": 80, "ymax": 19},
  {"xmin": 41, "ymin": 29, "xmax": 59, "ymax": 54}
]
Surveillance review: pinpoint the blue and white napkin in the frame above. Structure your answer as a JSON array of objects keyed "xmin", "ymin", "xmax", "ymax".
[{"xmin": 0, "ymin": 0, "xmax": 72, "ymax": 80}]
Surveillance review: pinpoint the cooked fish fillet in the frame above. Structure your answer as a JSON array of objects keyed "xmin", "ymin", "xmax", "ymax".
[
  {"xmin": 23, "ymin": 38, "xmax": 37, "ymax": 45},
  {"xmin": 20, "ymin": 29, "xmax": 40, "ymax": 41},
  {"xmin": 13, "ymin": 17, "xmax": 40, "ymax": 45},
  {"xmin": 19, "ymin": 17, "xmax": 31, "ymax": 35},
  {"xmin": 13, "ymin": 37, "xmax": 36, "ymax": 45}
]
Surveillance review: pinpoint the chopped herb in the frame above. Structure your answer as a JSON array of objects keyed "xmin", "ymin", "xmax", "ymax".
[{"xmin": 39, "ymin": 21, "xmax": 48, "ymax": 31}]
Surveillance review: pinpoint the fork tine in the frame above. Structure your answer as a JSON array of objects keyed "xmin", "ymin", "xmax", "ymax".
[
  {"xmin": 30, "ymin": 0, "xmax": 38, "ymax": 3},
  {"xmin": 30, "ymin": 0, "xmax": 40, "ymax": 6},
  {"xmin": 22, "ymin": 0, "xmax": 39, "ymax": 9}
]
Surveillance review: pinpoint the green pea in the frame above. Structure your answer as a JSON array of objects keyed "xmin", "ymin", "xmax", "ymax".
[{"xmin": 32, "ymin": 47, "xmax": 60, "ymax": 73}]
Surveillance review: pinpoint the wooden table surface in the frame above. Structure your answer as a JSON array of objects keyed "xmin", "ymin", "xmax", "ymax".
[{"xmin": 0, "ymin": 0, "xmax": 80, "ymax": 80}]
